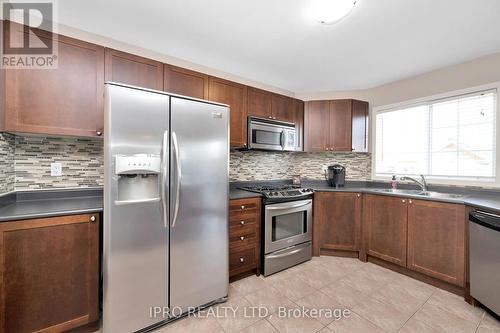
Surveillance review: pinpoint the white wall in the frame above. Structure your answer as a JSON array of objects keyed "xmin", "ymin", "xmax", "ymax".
[{"xmin": 296, "ymin": 51, "xmax": 500, "ymax": 106}]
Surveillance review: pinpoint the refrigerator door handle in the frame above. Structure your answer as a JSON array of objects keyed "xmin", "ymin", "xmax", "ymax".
[
  {"xmin": 161, "ymin": 130, "xmax": 169, "ymax": 228},
  {"xmin": 172, "ymin": 131, "xmax": 182, "ymax": 228}
]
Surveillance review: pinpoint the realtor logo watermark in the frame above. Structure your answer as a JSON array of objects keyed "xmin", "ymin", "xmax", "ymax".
[{"xmin": 1, "ymin": 0, "xmax": 58, "ymax": 69}]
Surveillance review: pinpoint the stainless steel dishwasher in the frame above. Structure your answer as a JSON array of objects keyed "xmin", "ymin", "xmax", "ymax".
[{"xmin": 469, "ymin": 210, "xmax": 500, "ymax": 316}]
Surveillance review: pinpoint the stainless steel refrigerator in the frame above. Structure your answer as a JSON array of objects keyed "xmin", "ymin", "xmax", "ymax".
[{"xmin": 103, "ymin": 83, "xmax": 229, "ymax": 333}]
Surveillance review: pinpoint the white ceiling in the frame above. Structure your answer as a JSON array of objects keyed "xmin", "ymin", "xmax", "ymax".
[{"xmin": 57, "ymin": 0, "xmax": 500, "ymax": 93}]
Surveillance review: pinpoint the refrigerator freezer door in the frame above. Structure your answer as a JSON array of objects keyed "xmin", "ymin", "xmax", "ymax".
[
  {"xmin": 169, "ymin": 97, "xmax": 229, "ymax": 312},
  {"xmin": 103, "ymin": 84, "xmax": 169, "ymax": 332}
]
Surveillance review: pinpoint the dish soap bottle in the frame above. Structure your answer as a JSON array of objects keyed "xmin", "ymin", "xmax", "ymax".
[{"xmin": 391, "ymin": 175, "xmax": 398, "ymax": 189}]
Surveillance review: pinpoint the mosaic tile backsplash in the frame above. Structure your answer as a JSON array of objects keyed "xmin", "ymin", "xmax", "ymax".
[
  {"xmin": 0, "ymin": 133, "xmax": 15, "ymax": 193},
  {"xmin": 230, "ymin": 150, "xmax": 372, "ymax": 181},
  {"xmin": 0, "ymin": 133, "xmax": 371, "ymax": 193}
]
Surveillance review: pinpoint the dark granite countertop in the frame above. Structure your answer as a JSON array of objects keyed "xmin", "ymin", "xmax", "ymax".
[
  {"xmin": 2, "ymin": 180, "xmax": 500, "ymax": 222},
  {"xmin": 0, "ymin": 188, "xmax": 103, "ymax": 222},
  {"xmin": 230, "ymin": 179, "xmax": 500, "ymax": 213}
]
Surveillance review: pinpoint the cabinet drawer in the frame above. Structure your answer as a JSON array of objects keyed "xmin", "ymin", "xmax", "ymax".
[
  {"xmin": 229, "ymin": 198, "xmax": 260, "ymax": 216},
  {"xmin": 229, "ymin": 248, "xmax": 256, "ymax": 271},
  {"xmin": 229, "ymin": 228, "xmax": 257, "ymax": 249},
  {"xmin": 229, "ymin": 215, "xmax": 258, "ymax": 228}
]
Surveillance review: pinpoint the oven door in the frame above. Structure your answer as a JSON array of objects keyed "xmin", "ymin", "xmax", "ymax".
[{"xmin": 264, "ymin": 199, "xmax": 312, "ymax": 254}]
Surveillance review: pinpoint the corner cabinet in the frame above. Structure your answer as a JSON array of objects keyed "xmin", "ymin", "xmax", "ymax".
[
  {"xmin": 208, "ymin": 77, "xmax": 248, "ymax": 148},
  {"xmin": 313, "ymin": 192, "xmax": 362, "ymax": 256},
  {"xmin": 0, "ymin": 213, "xmax": 100, "ymax": 333},
  {"xmin": 304, "ymin": 99, "xmax": 368, "ymax": 152},
  {"xmin": 105, "ymin": 48, "xmax": 163, "ymax": 90},
  {"xmin": 1, "ymin": 24, "xmax": 105, "ymax": 137}
]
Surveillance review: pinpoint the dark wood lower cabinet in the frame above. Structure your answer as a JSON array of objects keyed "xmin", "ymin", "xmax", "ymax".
[
  {"xmin": 364, "ymin": 194, "xmax": 408, "ymax": 267},
  {"xmin": 0, "ymin": 213, "xmax": 100, "ymax": 333},
  {"xmin": 229, "ymin": 198, "xmax": 261, "ymax": 281},
  {"xmin": 407, "ymin": 200, "xmax": 466, "ymax": 287},
  {"xmin": 313, "ymin": 192, "xmax": 362, "ymax": 256},
  {"xmin": 362, "ymin": 194, "xmax": 467, "ymax": 289}
]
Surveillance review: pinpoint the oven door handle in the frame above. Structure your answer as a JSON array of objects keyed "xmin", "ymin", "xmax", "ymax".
[
  {"xmin": 267, "ymin": 248, "xmax": 303, "ymax": 259},
  {"xmin": 266, "ymin": 201, "xmax": 310, "ymax": 210}
]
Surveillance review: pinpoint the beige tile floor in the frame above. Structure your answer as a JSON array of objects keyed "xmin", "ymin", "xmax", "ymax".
[{"xmin": 151, "ymin": 257, "xmax": 500, "ymax": 333}]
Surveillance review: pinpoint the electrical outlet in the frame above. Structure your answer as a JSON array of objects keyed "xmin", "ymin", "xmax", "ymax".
[{"xmin": 50, "ymin": 162, "xmax": 62, "ymax": 176}]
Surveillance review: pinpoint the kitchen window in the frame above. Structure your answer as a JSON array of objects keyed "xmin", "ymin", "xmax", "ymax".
[{"xmin": 374, "ymin": 89, "xmax": 498, "ymax": 185}]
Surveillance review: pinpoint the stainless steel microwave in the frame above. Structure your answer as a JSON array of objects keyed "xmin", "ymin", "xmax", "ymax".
[{"xmin": 247, "ymin": 117, "xmax": 296, "ymax": 151}]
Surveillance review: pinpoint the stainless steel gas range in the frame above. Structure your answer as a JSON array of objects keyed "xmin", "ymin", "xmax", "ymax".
[{"xmin": 239, "ymin": 184, "xmax": 313, "ymax": 276}]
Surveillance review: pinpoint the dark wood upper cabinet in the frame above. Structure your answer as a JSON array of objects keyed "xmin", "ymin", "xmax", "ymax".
[
  {"xmin": 1, "ymin": 24, "xmax": 104, "ymax": 137},
  {"xmin": 364, "ymin": 194, "xmax": 408, "ymax": 267},
  {"xmin": 0, "ymin": 213, "xmax": 99, "ymax": 333},
  {"xmin": 314, "ymin": 192, "xmax": 362, "ymax": 255},
  {"xmin": 304, "ymin": 99, "xmax": 368, "ymax": 152},
  {"xmin": 293, "ymin": 99, "xmax": 304, "ymax": 151},
  {"xmin": 164, "ymin": 65, "xmax": 208, "ymax": 99},
  {"xmin": 208, "ymin": 77, "xmax": 247, "ymax": 148},
  {"xmin": 247, "ymin": 87, "xmax": 272, "ymax": 119},
  {"xmin": 271, "ymin": 94, "xmax": 294, "ymax": 122},
  {"xmin": 329, "ymin": 100, "xmax": 352, "ymax": 151},
  {"xmin": 351, "ymin": 100, "xmax": 369, "ymax": 152},
  {"xmin": 304, "ymin": 100, "xmax": 330, "ymax": 152},
  {"xmin": 407, "ymin": 200, "xmax": 466, "ymax": 287},
  {"xmin": 105, "ymin": 48, "xmax": 163, "ymax": 90}
]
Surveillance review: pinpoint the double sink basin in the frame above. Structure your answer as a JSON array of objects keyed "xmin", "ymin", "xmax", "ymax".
[{"xmin": 370, "ymin": 188, "xmax": 464, "ymax": 200}]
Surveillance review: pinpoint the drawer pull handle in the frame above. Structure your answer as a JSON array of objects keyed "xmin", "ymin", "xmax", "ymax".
[
  {"xmin": 240, "ymin": 220, "xmax": 245, "ymax": 225},
  {"xmin": 239, "ymin": 257, "xmax": 244, "ymax": 263},
  {"xmin": 240, "ymin": 236, "xmax": 245, "ymax": 241},
  {"xmin": 90, "ymin": 215, "xmax": 96, "ymax": 222},
  {"xmin": 240, "ymin": 205, "xmax": 245, "ymax": 210}
]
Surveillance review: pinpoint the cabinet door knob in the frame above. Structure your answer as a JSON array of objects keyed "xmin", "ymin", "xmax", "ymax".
[
  {"xmin": 240, "ymin": 236, "xmax": 245, "ymax": 241},
  {"xmin": 268, "ymin": 116, "xmax": 272, "ymax": 119},
  {"xmin": 240, "ymin": 205, "xmax": 245, "ymax": 210},
  {"xmin": 239, "ymin": 257, "xmax": 244, "ymax": 263},
  {"xmin": 402, "ymin": 199, "xmax": 406, "ymax": 203},
  {"xmin": 325, "ymin": 148, "xmax": 329, "ymax": 151},
  {"xmin": 409, "ymin": 200, "xmax": 413, "ymax": 204},
  {"xmin": 240, "ymin": 220, "xmax": 245, "ymax": 225},
  {"xmin": 90, "ymin": 215, "xmax": 96, "ymax": 222},
  {"xmin": 96, "ymin": 131, "xmax": 102, "ymax": 136},
  {"xmin": 273, "ymin": 117, "xmax": 276, "ymax": 120},
  {"xmin": 357, "ymin": 194, "xmax": 361, "ymax": 198}
]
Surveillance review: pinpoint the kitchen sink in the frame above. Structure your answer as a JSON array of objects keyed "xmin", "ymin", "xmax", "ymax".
[
  {"xmin": 371, "ymin": 188, "xmax": 463, "ymax": 199},
  {"xmin": 371, "ymin": 189, "xmax": 423, "ymax": 195},
  {"xmin": 417, "ymin": 191, "xmax": 463, "ymax": 199}
]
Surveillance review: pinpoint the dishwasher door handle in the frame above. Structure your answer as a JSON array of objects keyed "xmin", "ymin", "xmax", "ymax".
[{"xmin": 470, "ymin": 211, "xmax": 500, "ymax": 232}]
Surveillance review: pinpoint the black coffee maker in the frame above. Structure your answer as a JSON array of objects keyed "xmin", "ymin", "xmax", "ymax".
[{"xmin": 327, "ymin": 164, "xmax": 346, "ymax": 188}]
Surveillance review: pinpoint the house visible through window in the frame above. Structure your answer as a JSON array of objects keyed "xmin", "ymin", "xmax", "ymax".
[{"xmin": 375, "ymin": 90, "xmax": 497, "ymax": 182}]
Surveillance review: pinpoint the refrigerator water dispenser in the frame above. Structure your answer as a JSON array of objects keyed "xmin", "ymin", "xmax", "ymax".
[{"xmin": 114, "ymin": 154, "xmax": 162, "ymax": 203}]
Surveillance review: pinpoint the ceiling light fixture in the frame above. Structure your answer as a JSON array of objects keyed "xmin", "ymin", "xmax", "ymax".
[{"xmin": 311, "ymin": 0, "xmax": 357, "ymax": 25}]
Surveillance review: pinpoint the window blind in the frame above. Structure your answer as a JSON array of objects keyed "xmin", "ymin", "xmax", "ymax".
[{"xmin": 375, "ymin": 90, "xmax": 497, "ymax": 181}]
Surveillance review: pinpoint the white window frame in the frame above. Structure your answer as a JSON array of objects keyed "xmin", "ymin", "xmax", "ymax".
[{"xmin": 371, "ymin": 82, "xmax": 500, "ymax": 187}]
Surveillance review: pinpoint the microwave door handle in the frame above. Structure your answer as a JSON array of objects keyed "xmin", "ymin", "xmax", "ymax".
[{"xmin": 280, "ymin": 131, "xmax": 285, "ymax": 149}]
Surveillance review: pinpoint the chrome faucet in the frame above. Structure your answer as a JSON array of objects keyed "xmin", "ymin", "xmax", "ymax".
[{"xmin": 400, "ymin": 174, "xmax": 428, "ymax": 192}]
